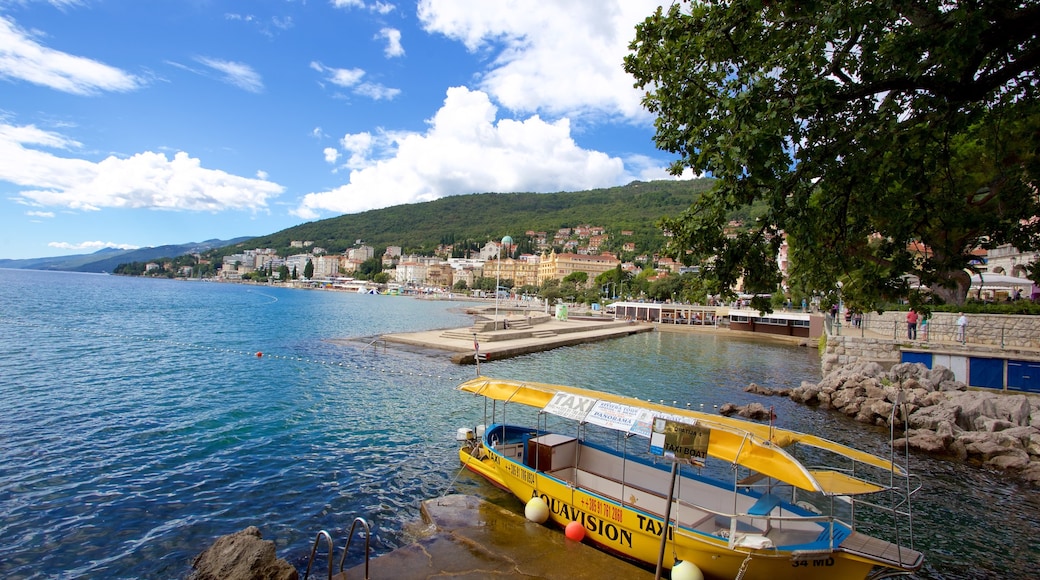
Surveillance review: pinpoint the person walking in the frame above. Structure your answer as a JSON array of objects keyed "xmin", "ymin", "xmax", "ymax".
[
  {"xmin": 906, "ymin": 310, "xmax": 918, "ymax": 340},
  {"xmin": 956, "ymin": 312, "xmax": 968, "ymax": 344}
]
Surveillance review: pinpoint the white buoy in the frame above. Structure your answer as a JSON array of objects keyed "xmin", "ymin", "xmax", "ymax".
[
  {"xmin": 671, "ymin": 560, "xmax": 704, "ymax": 580},
  {"xmin": 525, "ymin": 496, "xmax": 549, "ymax": 523}
]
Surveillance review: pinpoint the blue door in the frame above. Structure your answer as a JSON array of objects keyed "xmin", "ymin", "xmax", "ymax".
[
  {"xmin": 901, "ymin": 351, "xmax": 932, "ymax": 367},
  {"xmin": 1008, "ymin": 360, "xmax": 1040, "ymax": 393},
  {"xmin": 968, "ymin": 357, "xmax": 1004, "ymax": 390}
]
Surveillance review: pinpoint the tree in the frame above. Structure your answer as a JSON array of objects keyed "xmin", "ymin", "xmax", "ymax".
[
  {"xmin": 625, "ymin": 1, "xmax": 1040, "ymax": 310},
  {"xmin": 355, "ymin": 257, "xmax": 382, "ymax": 280},
  {"xmin": 303, "ymin": 259, "xmax": 314, "ymax": 280},
  {"xmin": 563, "ymin": 271, "xmax": 588, "ymax": 286}
]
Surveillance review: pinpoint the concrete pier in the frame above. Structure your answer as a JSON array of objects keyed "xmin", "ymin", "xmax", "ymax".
[
  {"xmin": 381, "ymin": 313, "xmax": 654, "ymax": 364},
  {"xmin": 339, "ymin": 494, "xmax": 655, "ymax": 579}
]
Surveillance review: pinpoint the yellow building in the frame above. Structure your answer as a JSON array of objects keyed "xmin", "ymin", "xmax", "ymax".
[
  {"xmin": 493, "ymin": 257, "xmax": 541, "ymax": 288},
  {"xmin": 537, "ymin": 250, "xmax": 620, "ymax": 285}
]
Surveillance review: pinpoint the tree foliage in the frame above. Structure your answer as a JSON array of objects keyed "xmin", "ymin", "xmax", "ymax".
[{"xmin": 625, "ymin": 0, "xmax": 1040, "ymax": 309}]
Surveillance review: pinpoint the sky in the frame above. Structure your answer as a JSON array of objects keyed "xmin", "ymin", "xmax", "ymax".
[{"xmin": 0, "ymin": 0, "xmax": 689, "ymax": 260}]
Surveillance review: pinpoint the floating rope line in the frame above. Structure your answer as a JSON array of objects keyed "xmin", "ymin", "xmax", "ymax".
[{"xmin": 0, "ymin": 317, "xmax": 467, "ymax": 382}]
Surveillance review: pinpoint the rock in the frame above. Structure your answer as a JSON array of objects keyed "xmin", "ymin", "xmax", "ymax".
[
  {"xmin": 986, "ymin": 449, "xmax": 1031, "ymax": 470},
  {"xmin": 1019, "ymin": 462, "xmax": 1040, "ymax": 485},
  {"xmin": 985, "ymin": 446, "xmax": 1027, "ymax": 469},
  {"xmin": 979, "ymin": 418, "xmax": 1015, "ymax": 432},
  {"xmin": 896, "ymin": 430, "xmax": 949, "ymax": 454},
  {"xmin": 189, "ymin": 527, "xmax": 298, "ymax": 580},
  {"xmin": 958, "ymin": 432, "xmax": 1020, "ymax": 463},
  {"xmin": 946, "ymin": 392, "xmax": 999, "ymax": 432},
  {"xmin": 993, "ymin": 394, "xmax": 1031, "ymax": 426},
  {"xmin": 719, "ymin": 402, "xmax": 739, "ymax": 416},
  {"xmin": 719, "ymin": 402, "xmax": 775, "ymax": 421},
  {"xmin": 744, "ymin": 383, "xmax": 790, "ymax": 396},
  {"xmin": 907, "ymin": 403, "xmax": 959, "ymax": 431}
]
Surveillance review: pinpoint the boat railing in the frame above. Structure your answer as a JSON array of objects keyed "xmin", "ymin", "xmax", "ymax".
[{"xmin": 797, "ymin": 464, "xmax": 920, "ymax": 553}]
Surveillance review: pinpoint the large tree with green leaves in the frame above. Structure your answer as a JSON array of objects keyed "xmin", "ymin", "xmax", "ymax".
[{"xmin": 625, "ymin": 1, "xmax": 1040, "ymax": 310}]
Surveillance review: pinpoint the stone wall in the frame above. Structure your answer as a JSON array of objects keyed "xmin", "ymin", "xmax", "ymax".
[
  {"xmin": 855, "ymin": 311, "xmax": 1040, "ymax": 349},
  {"xmin": 822, "ymin": 336, "xmax": 902, "ymax": 374}
]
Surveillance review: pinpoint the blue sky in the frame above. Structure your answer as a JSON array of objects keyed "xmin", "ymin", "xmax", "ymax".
[{"xmin": 0, "ymin": 0, "xmax": 688, "ymax": 260}]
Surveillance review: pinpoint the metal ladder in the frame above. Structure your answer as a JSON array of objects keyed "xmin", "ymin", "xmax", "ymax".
[{"xmin": 303, "ymin": 517, "xmax": 372, "ymax": 580}]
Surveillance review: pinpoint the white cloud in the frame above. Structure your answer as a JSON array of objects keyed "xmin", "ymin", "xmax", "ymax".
[
  {"xmin": 48, "ymin": 240, "xmax": 140, "ymax": 251},
  {"xmin": 323, "ymin": 147, "xmax": 340, "ymax": 164},
  {"xmin": 378, "ymin": 27, "xmax": 404, "ymax": 58},
  {"xmin": 416, "ymin": 0, "xmax": 660, "ymax": 120},
  {"xmin": 293, "ymin": 86, "xmax": 626, "ymax": 219},
  {"xmin": 331, "ymin": 0, "xmax": 394, "ymax": 14},
  {"xmin": 195, "ymin": 57, "xmax": 263, "ymax": 93},
  {"xmin": 0, "ymin": 122, "xmax": 284, "ymax": 212},
  {"xmin": 310, "ymin": 61, "xmax": 400, "ymax": 100},
  {"xmin": 26, "ymin": 210, "xmax": 55, "ymax": 218},
  {"xmin": 0, "ymin": 15, "xmax": 144, "ymax": 95}
]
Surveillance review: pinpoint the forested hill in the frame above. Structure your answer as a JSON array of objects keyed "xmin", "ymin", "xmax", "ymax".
[{"xmin": 247, "ymin": 179, "xmax": 720, "ymax": 256}]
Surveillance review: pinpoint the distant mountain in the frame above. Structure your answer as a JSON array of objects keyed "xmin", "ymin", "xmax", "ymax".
[{"xmin": 0, "ymin": 238, "xmax": 254, "ymax": 273}]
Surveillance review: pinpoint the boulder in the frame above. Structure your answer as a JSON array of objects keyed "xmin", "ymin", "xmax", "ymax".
[
  {"xmin": 719, "ymin": 402, "xmax": 775, "ymax": 421},
  {"xmin": 743, "ymin": 383, "xmax": 790, "ymax": 396},
  {"xmin": 1019, "ymin": 463, "xmax": 1040, "ymax": 485},
  {"xmin": 895, "ymin": 430, "xmax": 949, "ymax": 455},
  {"xmin": 946, "ymin": 392, "xmax": 999, "ymax": 432},
  {"xmin": 189, "ymin": 527, "xmax": 298, "ymax": 580},
  {"xmin": 986, "ymin": 449, "xmax": 1031, "ymax": 470},
  {"xmin": 993, "ymin": 394, "xmax": 1032, "ymax": 426}
]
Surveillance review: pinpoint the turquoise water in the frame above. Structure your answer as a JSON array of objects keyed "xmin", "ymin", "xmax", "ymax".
[{"xmin": 0, "ymin": 269, "xmax": 1036, "ymax": 579}]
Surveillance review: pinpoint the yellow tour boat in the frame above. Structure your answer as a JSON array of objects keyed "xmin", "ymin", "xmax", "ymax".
[{"xmin": 456, "ymin": 377, "xmax": 923, "ymax": 580}]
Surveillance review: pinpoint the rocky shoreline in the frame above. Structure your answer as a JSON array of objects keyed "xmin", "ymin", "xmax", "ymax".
[{"xmin": 730, "ymin": 362, "xmax": 1040, "ymax": 486}]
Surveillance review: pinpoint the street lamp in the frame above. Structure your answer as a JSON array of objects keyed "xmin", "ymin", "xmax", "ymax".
[{"xmin": 495, "ymin": 235, "xmax": 512, "ymax": 329}]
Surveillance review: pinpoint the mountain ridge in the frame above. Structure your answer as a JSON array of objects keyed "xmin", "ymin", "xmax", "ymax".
[{"xmin": 0, "ymin": 238, "xmax": 254, "ymax": 273}]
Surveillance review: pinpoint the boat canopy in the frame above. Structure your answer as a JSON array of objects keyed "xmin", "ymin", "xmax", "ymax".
[{"xmin": 458, "ymin": 377, "xmax": 901, "ymax": 495}]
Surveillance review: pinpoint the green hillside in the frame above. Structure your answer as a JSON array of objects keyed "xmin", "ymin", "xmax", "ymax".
[{"xmin": 246, "ymin": 179, "xmax": 717, "ymax": 257}]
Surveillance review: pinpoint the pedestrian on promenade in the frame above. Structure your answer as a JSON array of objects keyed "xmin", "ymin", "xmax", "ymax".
[
  {"xmin": 906, "ymin": 310, "xmax": 918, "ymax": 340},
  {"xmin": 956, "ymin": 312, "xmax": 967, "ymax": 344},
  {"xmin": 802, "ymin": 298, "xmax": 807, "ymax": 312},
  {"xmin": 920, "ymin": 314, "xmax": 929, "ymax": 341}
]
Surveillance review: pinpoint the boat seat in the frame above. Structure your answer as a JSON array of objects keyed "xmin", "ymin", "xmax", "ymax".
[
  {"xmin": 747, "ymin": 493, "xmax": 781, "ymax": 516},
  {"xmin": 816, "ymin": 522, "xmax": 851, "ymax": 546}
]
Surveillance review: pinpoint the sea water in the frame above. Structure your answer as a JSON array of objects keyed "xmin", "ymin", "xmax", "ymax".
[{"xmin": 0, "ymin": 269, "xmax": 1036, "ymax": 579}]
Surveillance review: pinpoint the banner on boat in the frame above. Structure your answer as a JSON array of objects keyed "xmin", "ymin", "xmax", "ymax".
[
  {"xmin": 584, "ymin": 400, "xmax": 643, "ymax": 431},
  {"xmin": 542, "ymin": 392, "xmax": 598, "ymax": 421},
  {"xmin": 542, "ymin": 394, "xmax": 706, "ymax": 445},
  {"xmin": 649, "ymin": 418, "xmax": 709, "ymax": 466}
]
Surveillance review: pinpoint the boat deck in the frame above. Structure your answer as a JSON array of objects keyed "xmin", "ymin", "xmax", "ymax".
[{"xmin": 840, "ymin": 531, "xmax": 924, "ymax": 569}]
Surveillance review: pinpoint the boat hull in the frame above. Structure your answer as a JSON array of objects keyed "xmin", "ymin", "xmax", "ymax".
[{"xmin": 460, "ymin": 432, "xmax": 883, "ymax": 580}]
